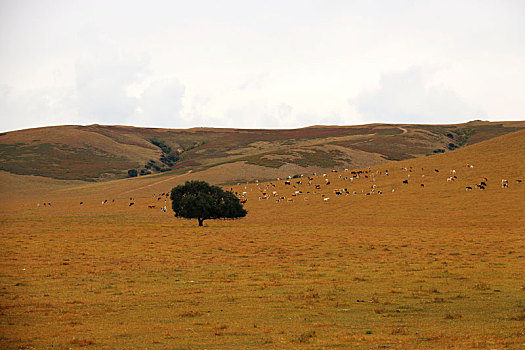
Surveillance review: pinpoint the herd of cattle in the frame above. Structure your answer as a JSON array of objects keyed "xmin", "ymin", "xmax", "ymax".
[
  {"xmin": 36, "ymin": 163, "xmax": 522, "ymax": 210},
  {"xmin": 233, "ymin": 163, "xmax": 522, "ymax": 204}
]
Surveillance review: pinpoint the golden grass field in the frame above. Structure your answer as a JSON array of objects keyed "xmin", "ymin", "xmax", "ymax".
[{"xmin": 1, "ymin": 130, "xmax": 524, "ymax": 349}]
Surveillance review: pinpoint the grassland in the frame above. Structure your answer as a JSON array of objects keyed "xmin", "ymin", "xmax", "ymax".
[{"xmin": 0, "ymin": 129, "xmax": 524, "ymax": 349}]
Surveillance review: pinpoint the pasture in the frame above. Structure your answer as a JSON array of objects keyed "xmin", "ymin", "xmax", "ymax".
[{"xmin": 1, "ymin": 130, "xmax": 524, "ymax": 349}]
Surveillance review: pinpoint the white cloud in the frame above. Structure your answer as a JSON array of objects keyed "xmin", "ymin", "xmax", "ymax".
[{"xmin": 1, "ymin": 0, "xmax": 524, "ymax": 132}]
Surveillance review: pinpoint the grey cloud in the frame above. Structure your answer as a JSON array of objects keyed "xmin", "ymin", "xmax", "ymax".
[
  {"xmin": 133, "ymin": 79, "xmax": 185, "ymax": 128},
  {"xmin": 277, "ymin": 103, "xmax": 292, "ymax": 119},
  {"xmin": 0, "ymin": 84, "xmax": 80, "ymax": 132},
  {"xmin": 353, "ymin": 68, "xmax": 483, "ymax": 124},
  {"xmin": 75, "ymin": 51, "xmax": 149, "ymax": 124},
  {"xmin": 294, "ymin": 111, "xmax": 350, "ymax": 128},
  {"xmin": 181, "ymin": 95, "xmax": 227, "ymax": 128},
  {"xmin": 225, "ymin": 102, "xmax": 295, "ymax": 129}
]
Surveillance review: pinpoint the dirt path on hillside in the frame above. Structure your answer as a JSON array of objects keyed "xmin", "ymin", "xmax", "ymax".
[
  {"xmin": 121, "ymin": 170, "xmax": 192, "ymax": 195},
  {"xmin": 398, "ymin": 127, "xmax": 408, "ymax": 134}
]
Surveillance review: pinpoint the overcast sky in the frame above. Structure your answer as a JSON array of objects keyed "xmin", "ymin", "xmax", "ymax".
[{"xmin": 1, "ymin": 0, "xmax": 524, "ymax": 132}]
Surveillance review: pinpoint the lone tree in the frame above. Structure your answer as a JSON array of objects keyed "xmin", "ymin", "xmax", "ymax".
[{"xmin": 170, "ymin": 180, "xmax": 247, "ymax": 226}]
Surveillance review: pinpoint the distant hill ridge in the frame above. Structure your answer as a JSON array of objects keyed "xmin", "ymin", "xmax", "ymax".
[{"xmin": 0, "ymin": 121, "xmax": 523, "ymax": 182}]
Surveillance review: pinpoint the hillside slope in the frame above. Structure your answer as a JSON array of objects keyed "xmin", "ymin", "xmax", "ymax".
[{"xmin": 1, "ymin": 121, "xmax": 523, "ymax": 182}]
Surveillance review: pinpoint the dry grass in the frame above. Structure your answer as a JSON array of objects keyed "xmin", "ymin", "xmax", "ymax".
[{"xmin": 0, "ymin": 130, "xmax": 524, "ymax": 348}]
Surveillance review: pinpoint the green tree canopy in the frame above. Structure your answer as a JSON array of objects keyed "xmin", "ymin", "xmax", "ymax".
[{"xmin": 170, "ymin": 180, "xmax": 247, "ymax": 226}]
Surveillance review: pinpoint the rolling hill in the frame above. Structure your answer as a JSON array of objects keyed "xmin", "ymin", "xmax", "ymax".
[{"xmin": 1, "ymin": 121, "xmax": 523, "ymax": 183}]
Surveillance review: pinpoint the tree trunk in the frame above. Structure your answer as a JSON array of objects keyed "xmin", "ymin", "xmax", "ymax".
[{"xmin": 198, "ymin": 218, "xmax": 204, "ymax": 226}]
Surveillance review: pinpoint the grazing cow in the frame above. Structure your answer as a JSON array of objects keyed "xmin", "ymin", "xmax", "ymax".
[
  {"xmin": 420, "ymin": 184, "xmax": 425, "ymax": 187},
  {"xmin": 48, "ymin": 203, "xmax": 51, "ymax": 206},
  {"xmin": 129, "ymin": 202, "xmax": 135, "ymax": 207},
  {"xmin": 323, "ymin": 198, "xmax": 330, "ymax": 201},
  {"xmin": 434, "ymin": 169, "xmax": 439, "ymax": 173},
  {"xmin": 516, "ymin": 179, "xmax": 522, "ymax": 183},
  {"xmin": 148, "ymin": 205, "xmax": 156, "ymax": 209},
  {"xmin": 80, "ymin": 202, "xmax": 83, "ymax": 205},
  {"xmin": 402, "ymin": 180, "xmax": 409, "ymax": 184},
  {"xmin": 502, "ymin": 179, "xmax": 509, "ymax": 188},
  {"xmin": 465, "ymin": 186, "xmax": 473, "ymax": 191},
  {"xmin": 284, "ymin": 181, "xmax": 291, "ymax": 185},
  {"xmin": 480, "ymin": 181, "xmax": 487, "ymax": 187},
  {"xmin": 240, "ymin": 199, "xmax": 247, "ymax": 204}
]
